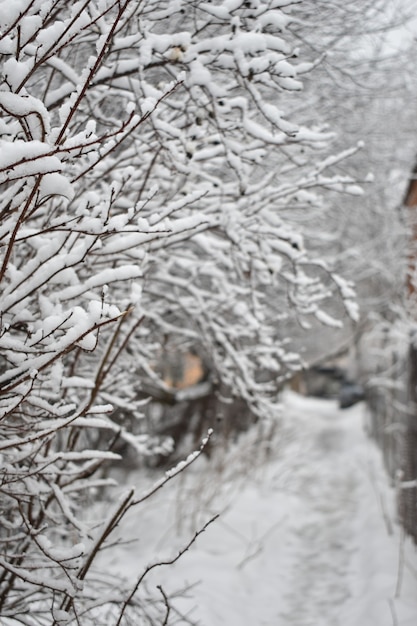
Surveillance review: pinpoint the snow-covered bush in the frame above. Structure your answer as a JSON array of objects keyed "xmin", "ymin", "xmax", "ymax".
[{"xmin": 0, "ymin": 0, "xmax": 360, "ymax": 622}]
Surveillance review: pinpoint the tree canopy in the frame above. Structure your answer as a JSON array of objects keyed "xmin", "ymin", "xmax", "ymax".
[{"xmin": 1, "ymin": 0, "xmax": 411, "ymax": 622}]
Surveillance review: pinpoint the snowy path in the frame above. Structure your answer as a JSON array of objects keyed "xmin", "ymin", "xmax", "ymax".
[
  {"xmin": 278, "ymin": 410, "xmax": 358, "ymax": 625},
  {"xmin": 106, "ymin": 393, "xmax": 417, "ymax": 625}
]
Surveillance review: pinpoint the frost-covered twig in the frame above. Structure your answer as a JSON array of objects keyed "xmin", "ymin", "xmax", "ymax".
[{"xmin": 133, "ymin": 430, "xmax": 214, "ymax": 506}]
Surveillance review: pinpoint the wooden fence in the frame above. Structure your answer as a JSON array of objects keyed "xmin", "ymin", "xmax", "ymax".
[{"xmin": 362, "ymin": 325, "xmax": 417, "ymax": 542}]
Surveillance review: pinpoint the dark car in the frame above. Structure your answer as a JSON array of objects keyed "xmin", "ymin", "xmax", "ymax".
[{"xmin": 339, "ymin": 382, "xmax": 365, "ymax": 409}]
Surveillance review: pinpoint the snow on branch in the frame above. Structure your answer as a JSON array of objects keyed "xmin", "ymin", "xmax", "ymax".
[{"xmin": 0, "ymin": 0, "xmax": 363, "ymax": 622}]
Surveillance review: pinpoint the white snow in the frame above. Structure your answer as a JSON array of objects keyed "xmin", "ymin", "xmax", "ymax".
[
  {"xmin": 101, "ymin": 392, "xmax": 417, "ymax": 625},
  {"xmin": 0, "ymin": 139, "xmax": 62, "ymax": 183}
]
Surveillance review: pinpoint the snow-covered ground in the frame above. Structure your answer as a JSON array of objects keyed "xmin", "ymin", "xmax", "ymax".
[{"xmin": 104, "ymin": 392, "xmax": 417, "ymax": 625}]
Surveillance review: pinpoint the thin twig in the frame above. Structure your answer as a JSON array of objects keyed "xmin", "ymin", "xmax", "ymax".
[
  {"xmin": 158, "ymin": 585, "xmax": 170, "ymax": 626},
  {"xmin": 115, "ymin": 515, "xmax": 219, "ymax": 626},
  {"xmin": 395, "ymin": 527, "xmax": 405, "ymax": 598},
  {"xmin": 388, "ymin": 597, "xmax": 399, "ymax": 626},
  {"xmin": 133, "ymin": 430, "xmax": 214, "ymax": 506}
]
